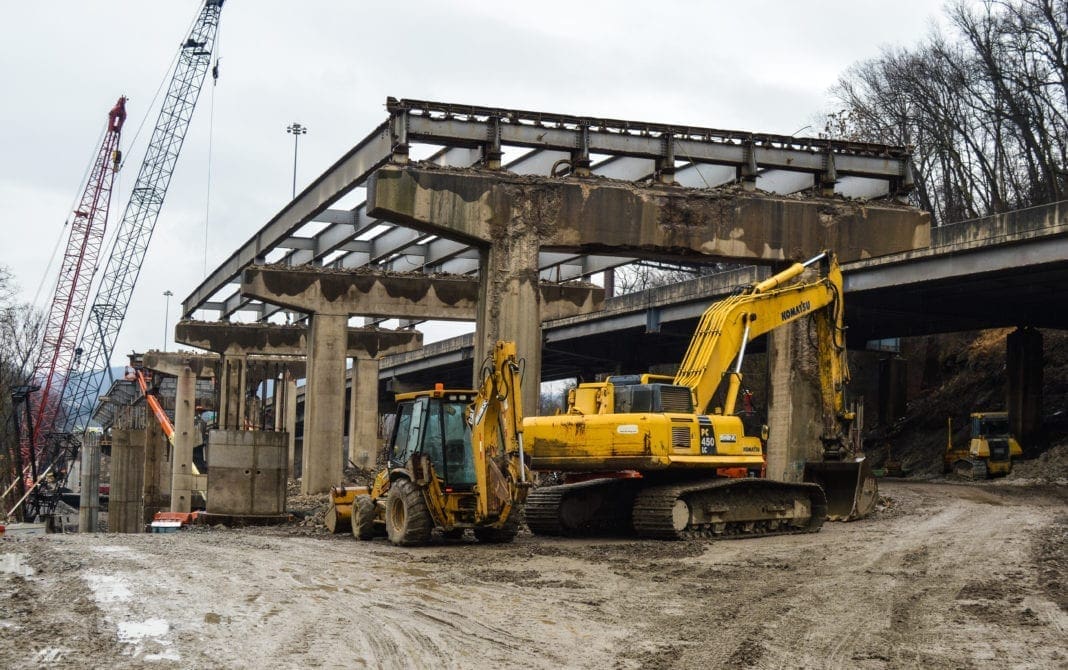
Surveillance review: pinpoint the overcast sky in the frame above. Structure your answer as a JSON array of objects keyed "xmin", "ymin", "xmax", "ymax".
[{"xmin": 0, "ymin": 0, "xmax": 952, "ymax": 368}]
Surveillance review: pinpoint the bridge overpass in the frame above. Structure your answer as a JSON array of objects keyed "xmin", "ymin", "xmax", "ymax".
[{"xmin": 376, "ymin": 200, "xmax": 1068, "ymax": 390}]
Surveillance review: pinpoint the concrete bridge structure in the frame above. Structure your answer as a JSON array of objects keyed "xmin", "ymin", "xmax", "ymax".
[{"xmin": 172, "ymin": 98, "xmax": 1059, "ymax": 494}]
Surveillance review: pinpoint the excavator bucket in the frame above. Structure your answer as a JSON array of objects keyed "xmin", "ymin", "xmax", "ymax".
[{"xmin": 803, "ymin": 458, "xmax": 878, "ymax": 521}]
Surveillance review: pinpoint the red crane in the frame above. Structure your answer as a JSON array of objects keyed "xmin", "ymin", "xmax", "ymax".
[{"xmin": 10, "ymin": 97, "xmax": 126, "ymax": 517}]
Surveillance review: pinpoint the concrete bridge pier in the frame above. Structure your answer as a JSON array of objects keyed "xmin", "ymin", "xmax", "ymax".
[
  {"xmin": 878, "ymin": 356, "xmax": 908, "ymax": 427},
  {"xmin": 1007, "ymin": 327, "xmax": 1043, "ymax": 452},
  {"xmin": 108, "ymin": 428, "xmax": 144, "ymax": 533},
  {"xmin": 348, "ymin": 357, "xmax": 380, "ymax": 469},
  {"xmin": 765, "ymin": 322, "xmax": 824, "ymax": 482},
  {"xmin": 304, "ymin": 312, "xmax": 349, "ymax": 493},
  {"xmin": 143, "ymin": 352, "xmax": 219, "ymax": 514},
  {"xmin": 219, "ymin": 354, "xmax": 247, "ymax": 430},
  {"xmin": 474, "ymin": 229, "xmax": 542, "ymax": 413}
]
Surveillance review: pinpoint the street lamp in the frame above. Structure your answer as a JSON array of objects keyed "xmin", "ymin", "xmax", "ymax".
[
  {"xmin": 286, "ymin": 122, "xmax": 307, "ymax": 199},
  {"xmin": 163, "ymin": 290, "xmax": 173, "ymax": 352}
]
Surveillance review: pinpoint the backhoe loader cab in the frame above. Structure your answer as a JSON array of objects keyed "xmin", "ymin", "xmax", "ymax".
[{"xmin": 388, "ymin": 390, "xmax": 478, "ymax": 491}]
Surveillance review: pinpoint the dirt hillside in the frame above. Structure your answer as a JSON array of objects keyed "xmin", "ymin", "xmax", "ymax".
[{"xmin": 866, "ymin": 328, "xmax": 1068, "ymax": 479}]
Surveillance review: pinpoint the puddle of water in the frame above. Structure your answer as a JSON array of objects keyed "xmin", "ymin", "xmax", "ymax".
[
  {"xmin": 118, "ymin": 618, "xmax": 171, "ymax": 642},
  {"xmin": 0, "ymin": 553, "xmax": 34, "ymax": 577},
  {"xmin": 118, "ymin": 619, "xmax": 180, "ymax": 662},
  {"xmin": 85, "ymin": 574, "xmax": 132, "ymax": 603}
]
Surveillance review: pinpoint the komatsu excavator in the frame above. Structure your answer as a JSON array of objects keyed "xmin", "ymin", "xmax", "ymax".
[
  {"xmin": 524, "ymin": 250, "xmax": 877, "ymax": 540},
  {"xmin": 333, "ymin": 341, "xmax": 529, "ymax": 546}
]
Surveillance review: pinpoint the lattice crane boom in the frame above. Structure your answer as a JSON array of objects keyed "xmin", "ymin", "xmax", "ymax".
[
  {"xmin": 9, "ymin": 98, "xmax": 126, "ymax": 513},
  {"xmin": 62, "ymin": 0, "xmax": 225, "ymax": 433}
]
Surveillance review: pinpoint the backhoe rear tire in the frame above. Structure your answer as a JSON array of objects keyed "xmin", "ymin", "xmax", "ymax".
[
  {"xmin": 351, "ymin": 494, "xmax": 377, "ymax": 540},
  {"xmin": 385, "ymin": 479, "xmax": 433, "ymax": 546}
]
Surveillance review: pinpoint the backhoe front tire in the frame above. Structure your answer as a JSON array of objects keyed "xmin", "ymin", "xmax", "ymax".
[
  {"xmin": 351, "ymin": 494, "xmax": 377, "ymax": 540},
  {"xmin": 385, "ymin": 479, "xmax": 433, "ymax": 546}
]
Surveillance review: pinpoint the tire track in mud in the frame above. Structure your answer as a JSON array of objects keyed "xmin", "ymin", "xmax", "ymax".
[{"xmin": 13, "ymin": 481, "xmax": 1067, "ymax": 669}]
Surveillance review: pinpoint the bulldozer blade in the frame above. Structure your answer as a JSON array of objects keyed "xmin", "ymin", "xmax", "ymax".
[{"xmin": 803, "ymin": 458, "xmax": 878, "ymax": 521}]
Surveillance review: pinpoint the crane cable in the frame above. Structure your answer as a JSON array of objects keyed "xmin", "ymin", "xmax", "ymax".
[{"xmin": 204, "ymin": 20, "xmax": 222, "ymax": 279}]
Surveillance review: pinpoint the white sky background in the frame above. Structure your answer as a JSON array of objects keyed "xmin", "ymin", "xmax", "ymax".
[{"xmin": 0, "ymin": 0, "xmax": 951, "ymax": 367}]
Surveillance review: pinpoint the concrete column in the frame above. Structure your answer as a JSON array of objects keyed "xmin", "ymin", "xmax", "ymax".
[
  {"xmin": 219, "ymin": 354, "xmax": 246, "ymax": 430},
  {"xmin": 348, "ymin": 357, "xmax": 380, "ymax": 469},
  {"xmin": 1007, "ymin": 327, "xmax": 1043, "ymax": 452},
  {"xmin": 273, "ymin": 374, "xmax": 284, "ymax": 432},
  {"xmin": 877, "ymin": 356, "xmax": 908, "ymax": 427},
  {"xmin": 765, "ymin": 321, "xmax": 823, "ymax": 482},
  {"xmin": 108, "ymin": 428, "xmax": 145, "ymax": 533},
  {"xmin": 474, "ymin": 233, "xmax": 542, "ymax": 417},
  {"xmin": 285, "ymin": 374, "xmax": 298, "ymax": 478},
  {"xmin": 143, "ymin": 419, "xmax": 167, "ymax": 524},
  {"xmin": 171, "ymin": 366, "xmax": 197, "ymax": 513},
  {"xmin": 77, "ymin": 432, "xmax": 100, "ymax": 532},
  {"xmin": 303, "ymin": 313, "xmax": 348, "ymax": 493}
]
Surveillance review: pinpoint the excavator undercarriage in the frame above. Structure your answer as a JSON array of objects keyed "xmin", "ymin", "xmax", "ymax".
[{"xmin": 526, "ymin": 476, "xmax": 829, "ymax": 540}]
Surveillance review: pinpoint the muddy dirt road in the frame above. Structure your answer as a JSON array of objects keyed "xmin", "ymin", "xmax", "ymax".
[{"xmin": 2, "ymin": 480, "xmax": 1066, "ymax": 669}]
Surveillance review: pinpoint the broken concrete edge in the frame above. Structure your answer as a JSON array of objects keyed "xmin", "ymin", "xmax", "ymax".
[{"xmin": 367, "ymin": 162, "xmax": 931, "ymax": 264}]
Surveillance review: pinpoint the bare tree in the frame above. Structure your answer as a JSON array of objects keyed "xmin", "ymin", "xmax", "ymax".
[
  {"xmin": 829, "ymin": 0, "xmax": 1067, "ymax": 224},
  {"xmin": 0, "ymin": 267, "xmax": 45, "ymax": 514}
]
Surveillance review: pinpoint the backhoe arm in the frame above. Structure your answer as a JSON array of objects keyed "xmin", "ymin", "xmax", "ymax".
[{"xmin": 468, "ymin": 341, "xmax": 529, "ymax": 522}]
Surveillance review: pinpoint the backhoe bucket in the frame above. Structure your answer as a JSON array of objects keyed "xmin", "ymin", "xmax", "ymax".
[{"xmin": 803, "ymin": 458, "xmax": 878, "ymax": 521}]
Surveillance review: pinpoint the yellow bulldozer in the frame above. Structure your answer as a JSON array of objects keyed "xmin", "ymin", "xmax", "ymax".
[
  {"xmin": 944, "ymin": 411, "xmax": 1023, "ymax": 479},
  {"xmin": 328, "ymin": 341, "xmax": 529, "ymax": 545},
  {"xmin": 523, "ymin": 250, "xmax": 877, "ymax": 540}
]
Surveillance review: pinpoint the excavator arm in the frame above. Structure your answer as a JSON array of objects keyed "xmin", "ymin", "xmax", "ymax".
[{"xmin": 675, "ymin": 252, "xmax": 846, "ymax": 417}]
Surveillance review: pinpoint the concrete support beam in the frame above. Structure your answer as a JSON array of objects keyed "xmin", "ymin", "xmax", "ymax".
[
  {"xmin": 765, "ymin": 322, "xmax": 824, "ymax": 482},
  {"xmin": 219, "ymin": 354, "xmax": 246, "ymax": 431},
  {"xmin": 77, "ymin": 433, "xmax": 101, "ymax": 532},
  {"xmin": 348, "ymin": 358, "xmax": 381, "ymax": 469},
  {"xmin": 1007, "ymin": 327, "xmax": 1043, "ymax": 452},
  {"xmin": 877, "ymin": 357, "xmax": 908, "ymax": 427},
  {"xmin": 108, "ymin": 428, "xmax": 145, "ymax": 533},
  {"xmin": 175, "ymin": 320, "xmax": 421, "ymax": 360},
  {"xmin": 366, "ymin": 164, "xmax": 930, "ymax": 265},
  {"xmin": 284, "ymin": 375, "xmax": 298, "ymax": 477},
  {"xmin": 242, "ymin": 268, "xmax": 480, "ymax": 321},
  {"xmin": 143, "ymin": 419, "xmax": 168, "ymax": 523},
  {"xmin": 172, "ymin": 366, "xmax": 197, "ymax": 513},
  {"xmin": 475, "ymin": 236, "xmax": 543, "ymax": 415},
  {"xmin": 304, "ymin": 313, "xmax": 348, "ymax": 494}
]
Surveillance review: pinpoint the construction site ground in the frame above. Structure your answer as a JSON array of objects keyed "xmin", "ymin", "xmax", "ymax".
[{"xmin": 2, "ymin": 479, "xmax": 1066, "ymax": 669}]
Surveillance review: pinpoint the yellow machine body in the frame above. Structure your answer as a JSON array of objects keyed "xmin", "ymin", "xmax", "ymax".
[{"xmin": 524, "ymin": 251, "xmax": 876, "ymax": 540}]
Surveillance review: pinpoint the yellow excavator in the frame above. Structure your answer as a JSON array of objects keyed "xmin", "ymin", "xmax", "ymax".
[
  {"xmin": 944, "ymin": 412, "xmax": 1023, "ymax": 479},
  {"xmin": 524, "ymin": 250, "xmax": 877, "ymax": 540},
  {"xmin": 330, "ymin": 341, "xmax": 529, "ymax": 546}
]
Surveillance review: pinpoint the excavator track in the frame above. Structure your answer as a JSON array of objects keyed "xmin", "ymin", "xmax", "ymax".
[
  {"xmin": 525, "ymin": 479, "xmax": 639, "ymax": 536},
  {"xmin": 631, "ymin": 479, "xmax": 828, "ymax": 540},
  {"xmin": 527, "ymin": 477, "xmax": 827, "ymax": 541}
]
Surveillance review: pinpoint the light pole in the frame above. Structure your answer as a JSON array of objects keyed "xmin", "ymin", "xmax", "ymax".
[
  {"xmin": 163, "ymin": 290, "xmax": 173, "ymax": 352},
  {"xmin": 286, "ymin": 122, "xmax": 307, "ymax": 199}
]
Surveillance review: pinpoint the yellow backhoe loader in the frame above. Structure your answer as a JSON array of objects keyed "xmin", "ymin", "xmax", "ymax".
[
  {"xmin": 329, "ymin": 341, "xmax": 529, "ymax": 546},
  {"xmin": 524, "ymin": 250, "xmax": 877, "ymax": 540},
  {"xmin": 944, "ymin": 412, "xmax": 1023, "ymax": 479}
]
